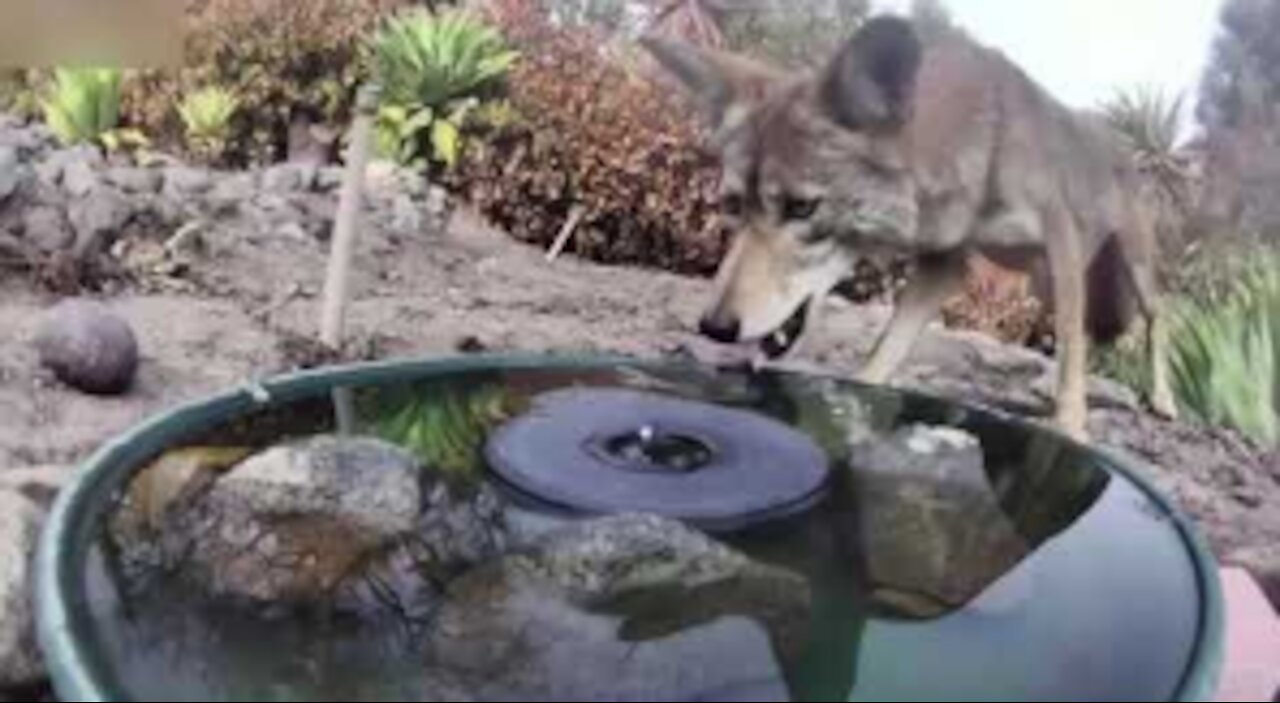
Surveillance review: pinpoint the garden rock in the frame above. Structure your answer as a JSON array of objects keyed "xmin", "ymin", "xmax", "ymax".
[
  {"xmin": 68, "ymin": 187, "xmax": 132, "ymax": 255},
  {"xmin": 0, "ymin": 491, "xmax": 49, "ymax": 688},
  {"xmin": 0, "ymin": 147, "xmax": 22, "ymax": 202},
  {"xmin": 314, "ymin": 167, "xmax": 343, "ymax": 192},
  {"xmin": 262, "ymin": 164, "xmax": 315, "ymax": 193},
  {"xmin": 21, "ymin": 206, "xmax": 73, "ymax": 253},
  {"xmin": 62, "ymin": 159, "xmax": 100, "ymax": 198},
  {"xmin": 422, "ymin": 514, "xmax": 810, "ymax": 701},
  {"xmin": 107, "ymin": 167, "xmax": 163, "ymax": 195},
  {"xmin": 162, "ymin": 167, "xmax": 212, "ymax": 198},
  {"xmin": 34, "ymin": 299, "xmax": 140, "ymax": 395}
]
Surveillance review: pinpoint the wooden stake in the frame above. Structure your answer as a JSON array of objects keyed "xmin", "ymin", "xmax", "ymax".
[
  {"xmin": 321, "ymin": 84, "xmax": 379, "ymax": 350},
  {"xmin": 320, "ymin": 83, "xmax": 379, "ymax": 434},
  {"xmin": 546, "ymin": 204, "xmax": 586, "ymax": 262}
]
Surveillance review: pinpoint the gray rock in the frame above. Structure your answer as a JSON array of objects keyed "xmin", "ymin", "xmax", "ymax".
[
  {"xmin": 107, "ymin": 167, "xmax": 163, "ymax": 195},
  {"xmin": 845, "ymin": 424, "xmax": 1031, "ymax": 617},
  {"xmin": 162, "ymin": 167, "xmax": 212, "ymax": 198},
  {"xmin": 21, "ymin": 206, "xmax": 73, "ymax": 253},
  {"xmin": 147, "ymin": 436, "xmax": 423, "ymax": 605},
  {"xmin": 37, "ymin": 145, "xmax": 103, "ymax": 190},
  {"xmin": 34, "ymin": 299, "xmax": 140, "ymax": 395},
  {"xmin": 426, "ymin": 185, "xmax": 450, "ymax": 217},
  {"xmin": 0, "ymin": 492, "xmax": 48, "ymax": 687},
  {"xmin": 390, "ymin": 194, "xmax": 422, "ymax": 233},
  {"xmin": 61, "ymin": 159, "xmax": 100, "ymax": 197},
  {"xmin": 0, "ymin": 146, "xmax": 22, "ymax": 202},
  {"xmin": 262, "ymin": 164, "xmax": 316, "ymax": 193},
  {"xmin": 423, "ymin": 515, "xmax": 809, "ymax": 702},
  {"xmin": 209, "ymin": 173, "xmax": 258, "ymax": 206},
  {"xmin": 314, "ymin": 167, "xmax": 344, "ymax": 192},
  {"xmin": 68, "ymin": 187, "xmax": 132, "ymax": 254}
]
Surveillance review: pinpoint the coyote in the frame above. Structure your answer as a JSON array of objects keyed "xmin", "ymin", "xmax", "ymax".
[{"xmin": 642, "ymin": 15, "xmax": 1178, "ymax": 441}]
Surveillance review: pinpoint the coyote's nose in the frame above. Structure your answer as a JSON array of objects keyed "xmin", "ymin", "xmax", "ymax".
[{"xmin": 699, "ymin": 313, "xmax": 741, "ymax": 344}]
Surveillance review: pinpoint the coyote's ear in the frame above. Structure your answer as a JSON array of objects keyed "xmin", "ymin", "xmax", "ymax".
[
  {"xmin": 639, "ymin": 35, "xmax": 780, "ymax": 127},
  {"xmin": 820, "ymin": 16, "xmax": 923, "ymax": 132}
]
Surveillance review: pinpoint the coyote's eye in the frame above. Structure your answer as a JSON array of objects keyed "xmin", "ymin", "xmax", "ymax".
[
  {"xmin": 782, "ymin": 195, "xmax": 823, "ymax": 222},
  {"xmin": 721, "ymin": 192, "xmax": 747, "ymax": 217}
]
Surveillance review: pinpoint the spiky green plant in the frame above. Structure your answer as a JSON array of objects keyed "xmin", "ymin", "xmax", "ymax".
[
  {"xmin": 370, "ymin": 8, "xmax": 520, "ymax": 109},
  {"xmin": 40, "ymin": 67, "xmax": 124, "ymax": 146},
  {"xmin": 1166, "ymin": 255, "xmax": 1280, "ymax": 444},
  {"xmin": 1101, "ymin": 86, "xmax": 1191, "ymax": 206},
  {"xmin": 178, "ymin": 86, "xmax": 240, "ymax": 161},
  {"xmin": 366, "ymin": 381, "xmax": 514, "ymax": 481}
]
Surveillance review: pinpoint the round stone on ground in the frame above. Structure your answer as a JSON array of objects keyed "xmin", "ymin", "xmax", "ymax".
[{"xmin": 34, "ymin": 299, "xmax": 139, "ymax": 396}]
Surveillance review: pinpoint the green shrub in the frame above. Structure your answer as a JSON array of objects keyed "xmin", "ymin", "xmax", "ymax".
[
  {"xmin": 1166, "ymin": 254, "xmax": 1280, "ymax": 444},
  {"xmin": 178, "ymin": 85, "xmax": 240, "ymax": 163},
  {"xmin": 122, "ymin": 0, "xmax": 406, "ymax": 165},
  {"xmin": 41, "ymin": 67, "xmax": 124, "ymax": 146},
  {"xmin": 371, "ymin": 8, "xmax": 519, "ymax": 107},
  {"xmin": 0, "ymin": 69, "xmax": 42, "ymax": 118}
]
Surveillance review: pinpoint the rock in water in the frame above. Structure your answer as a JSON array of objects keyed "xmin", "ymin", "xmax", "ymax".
[
  {"xmin": 845, "ymin": 424, "xmax": 1030, "ymax": 618},
  {"xmin": 125, "ymin": 436, "xmax": 424, "ymax": 606},
  {"xmin": 35, "ymin": 299, "xmax": 139, "ymax": 395},
  {"xmin": 422, "ymin": 514, "xmax": 810, "ymax": 702}
]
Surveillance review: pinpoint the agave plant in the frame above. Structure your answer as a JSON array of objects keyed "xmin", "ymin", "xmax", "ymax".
[
  {"xmin": 374, "ymin": 98, "xmax": 476, "ymax": 168},
  {"xmin": 371, "ymin": 8, "xmax": 520, "ymax": 109},
  {"xmin": 179, "ymin": 85, "xmax": 240, "ymax": 161},
  {"xmin": 1101, "ymin": 86, "xmax": 1192, "ymax": 207},
  {"xmin": 41, "ymin": 67, "xmax": 124, "ymax": 146}
]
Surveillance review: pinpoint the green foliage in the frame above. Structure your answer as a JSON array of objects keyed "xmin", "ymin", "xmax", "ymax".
[
  {"xmin": 1166, "ymin": 253, "xmax": 1280, "ymax": 445},
  {"xmin": 374, "ymin": 97, "xmax": 510, "ymax": 168},
  {"xmin": 371, "ymin": 8, "xmax": 519, "ymax": 108},
  {"xmin": 365, "ymin": 381, "xmax": 514, "ymax": 481},
  {"xmin": 1102, "ymin": 87, "xmax": 1185, "ymax": 165},
  {"xmin": 376, "ymin": 103, "xmax": 438, "ymax": 166},
  {"xmin": 122, "ymin": 0, "xmax": 403, "ymax": 165},
  {"xmin": 1097, "ymin": 246, "xmax": 1280, "ymax": 445},
  {"xmin": 0, "ymin": 69, "xmax": 42, "ymax": 119},
  {"xmin": 369, "ymin": 8, "xmax": 517, "ymax": 169},
  {"xmin": 179, "ymin": 85, "xmax": 240, "ymax": 162},
  {"xmin": 41, "ymin": 67, "xmax": 124, "ymax": 146}
]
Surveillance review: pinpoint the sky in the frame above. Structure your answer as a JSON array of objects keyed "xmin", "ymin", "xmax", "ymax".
[{"xmin": 873, "ymin": 0, "xmax": 1226, "ymax": 131}]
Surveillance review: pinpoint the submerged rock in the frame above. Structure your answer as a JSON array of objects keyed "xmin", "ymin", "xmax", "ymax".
[
  {"xmin": 120, "ymin": 436, "xmax": 423, "ymax": 606},
  {"xmin": 421, "ymin": 514, "xmax": 810, "ymax": 702},
  {"xmin": 845, "ymin": 424, "xmax": 1031, "ymax": 618}
]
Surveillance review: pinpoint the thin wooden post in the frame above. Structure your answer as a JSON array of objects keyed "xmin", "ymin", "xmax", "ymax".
[{"xmin": 320, "ymin": 83, "xmax": 380, "ymax": 434}]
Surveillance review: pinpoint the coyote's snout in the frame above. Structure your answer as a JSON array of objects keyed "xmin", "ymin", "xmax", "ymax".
[{"xmin": 643, "ymin": 15, "xmax": 1178, "ymax": 442}]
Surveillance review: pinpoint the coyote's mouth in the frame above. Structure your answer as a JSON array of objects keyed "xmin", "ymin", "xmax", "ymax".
[{"xmin": 759, "ymin": 298, "xmax": 812, "ymax": 360}]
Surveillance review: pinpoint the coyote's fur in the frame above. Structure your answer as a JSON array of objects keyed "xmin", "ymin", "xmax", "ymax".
[{"xmin": 642, "ymin": 15, "xmax": 1178, "ymax": 441}]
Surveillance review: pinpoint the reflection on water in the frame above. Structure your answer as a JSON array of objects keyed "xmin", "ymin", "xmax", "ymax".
[{"xmin": 83, "ymin": 362, "xmax": 1204, "ymax": 702}]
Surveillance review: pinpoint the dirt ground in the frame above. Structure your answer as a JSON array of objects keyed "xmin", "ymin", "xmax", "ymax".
[{"xmin": 1, "ymin": 205, "xmax": 1278, "ymax": 601}]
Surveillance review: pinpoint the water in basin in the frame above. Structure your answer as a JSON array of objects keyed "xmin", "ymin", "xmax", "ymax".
[{"xmin": 68, "ymin": 362, "xmax": 1211, "ymax": 701}]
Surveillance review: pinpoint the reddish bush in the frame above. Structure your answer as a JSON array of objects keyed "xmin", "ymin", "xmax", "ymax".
[{"xmin": 447, "ymin": 19, "xmax": 727, "ymax": 275}]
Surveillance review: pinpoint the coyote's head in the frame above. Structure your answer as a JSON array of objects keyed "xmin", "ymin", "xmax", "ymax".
[{"xmin": 643, "ymin": 16, "xmax": 923, "ymax": 358}]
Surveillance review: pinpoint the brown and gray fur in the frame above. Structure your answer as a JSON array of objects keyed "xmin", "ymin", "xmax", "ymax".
[{"xmin": 642, "ymin": 15, "xmax": 1177, "ymax": 441}]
